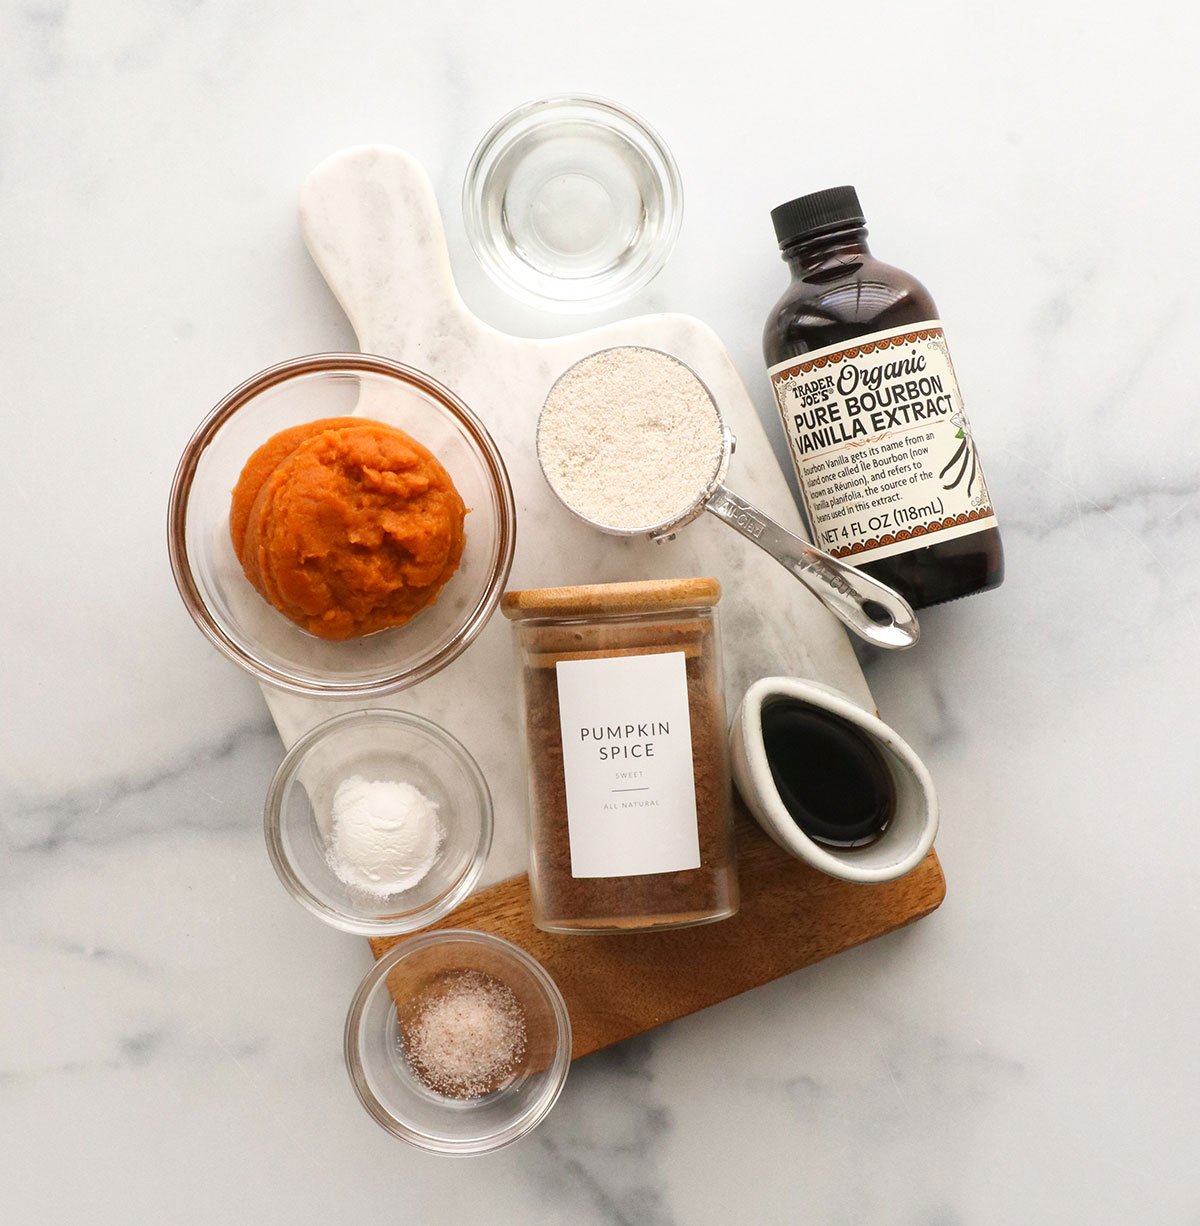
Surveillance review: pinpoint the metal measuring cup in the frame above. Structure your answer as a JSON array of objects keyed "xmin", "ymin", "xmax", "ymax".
[{"xmin": 536, "ymin": 347, "xmax": 919, "ymax": 650}]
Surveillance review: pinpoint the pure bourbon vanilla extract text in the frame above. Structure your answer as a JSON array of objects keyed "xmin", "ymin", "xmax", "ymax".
[{"xmin": 764, "ymin": 186, "xmax": 1003, "ymax": 609}]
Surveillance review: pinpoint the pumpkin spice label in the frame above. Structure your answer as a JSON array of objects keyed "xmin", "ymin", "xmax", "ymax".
[
  {"xmin": 768, "ymin": 321, "xmax": 997, "ymax": 563},
  {"xmin": 554, "ymin": 650, "xmax": 701, "ymax": 879}
]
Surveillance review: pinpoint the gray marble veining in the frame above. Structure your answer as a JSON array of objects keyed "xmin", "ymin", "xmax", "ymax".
[{"xmin": 4, "ymin": 2, "xmax": 1200, "ymax": 1222}]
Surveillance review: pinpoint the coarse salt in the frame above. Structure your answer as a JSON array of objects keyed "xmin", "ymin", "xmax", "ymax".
[{"xmin": 402, "ymin": 970, "xmax": 527, "ymax": 1099}]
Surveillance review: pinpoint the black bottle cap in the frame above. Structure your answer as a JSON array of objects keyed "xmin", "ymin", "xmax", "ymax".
[{"xmin": 771, "ymin": 186, "xmax": 865, "ymax": 247}]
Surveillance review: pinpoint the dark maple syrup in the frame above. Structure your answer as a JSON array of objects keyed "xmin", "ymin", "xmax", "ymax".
[{"xmin": 760, "ymin": 699, "xmax": 894, "ymax": 848}]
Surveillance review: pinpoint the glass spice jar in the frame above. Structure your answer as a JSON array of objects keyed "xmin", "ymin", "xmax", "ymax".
[{"xmin": 501, "ymin": 578, "xmax": 738, "ymax": 934}]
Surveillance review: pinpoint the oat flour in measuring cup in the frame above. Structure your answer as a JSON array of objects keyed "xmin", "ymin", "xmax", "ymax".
[{"xmin": 536, "ymin": 346, "xmax": 920, "ymax": 650}]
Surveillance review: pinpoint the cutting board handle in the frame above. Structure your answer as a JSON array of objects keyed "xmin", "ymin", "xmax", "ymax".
[{"xmin": 299, "ymin": 146, "xmax": 472, "ymax": 354}]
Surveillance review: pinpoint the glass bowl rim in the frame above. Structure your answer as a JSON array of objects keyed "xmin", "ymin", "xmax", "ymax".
[
  {"xmin": 263, "ymin": 709, "xmax": 494, "ymax": 936},
  {"xmin": 344, "ymin": 928, "xmax": 573, "ymax": 1153},
  {"xmin": 167, "ymin": 352, "xmax": 517, "ymax": 698},
  {"xmin": 462, "ymin": 93, "xmax": 684, "ymax": 312}
]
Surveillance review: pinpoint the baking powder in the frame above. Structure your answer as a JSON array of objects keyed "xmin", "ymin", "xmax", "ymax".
[{"xmin": 326, "ymin": 775, "xmax": 442, "ymax": 897}]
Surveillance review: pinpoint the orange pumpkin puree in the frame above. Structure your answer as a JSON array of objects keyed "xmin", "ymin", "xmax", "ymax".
[{"xmin": 230, "ymin": 417, "xmax": 466, "ymax": 640}]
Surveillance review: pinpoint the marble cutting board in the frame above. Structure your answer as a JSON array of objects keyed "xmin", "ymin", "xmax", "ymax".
[{"xmin": 263, "ymin": 145, "xmax": 878, "ymax": 890}]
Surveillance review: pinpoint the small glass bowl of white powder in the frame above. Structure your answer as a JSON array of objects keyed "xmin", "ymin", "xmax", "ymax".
[
  {"xmin": 345, "ymin": 930, "xmax": 571, "ymax": 1153},
  {"xmin": 264, "ymin": 710, "xmax": 493, "ymax": 935}
]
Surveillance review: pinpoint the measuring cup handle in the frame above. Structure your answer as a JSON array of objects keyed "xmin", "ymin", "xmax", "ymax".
[{"xmin": 704, "ymin": 483, "xmax": 919, "ymax": 650}]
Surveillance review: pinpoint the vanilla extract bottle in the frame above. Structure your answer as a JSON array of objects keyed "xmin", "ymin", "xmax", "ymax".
[{"xmin": 763, "ymin": 186, "xmax": 1003, "ymax": 609}]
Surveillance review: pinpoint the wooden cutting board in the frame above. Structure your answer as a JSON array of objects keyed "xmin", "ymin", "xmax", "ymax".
[
  {"xmin": 266, "ymin": 147, "xmax": 946, "ymax": 1059},
  {"xmin": 371, "ymin": 811, "xmax": 945, "ymax": 1061}
]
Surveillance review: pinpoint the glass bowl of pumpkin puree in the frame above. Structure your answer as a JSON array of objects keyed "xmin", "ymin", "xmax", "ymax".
[{"xmin": 169, "ymin": 354, "xmax": 516, "ymax": 697}]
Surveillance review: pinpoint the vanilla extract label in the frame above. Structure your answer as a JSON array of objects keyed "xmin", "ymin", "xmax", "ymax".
[{"xmin": 768, "ymin": 321, "xmax": 998, "ymax": 564}]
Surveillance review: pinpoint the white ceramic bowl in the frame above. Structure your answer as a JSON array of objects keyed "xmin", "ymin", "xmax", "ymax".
[{"xmin": 730, "ymin": 676, "xmax": 938, "ymax": 883}]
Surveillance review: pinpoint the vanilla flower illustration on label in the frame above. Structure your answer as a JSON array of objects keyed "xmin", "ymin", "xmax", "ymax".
[{"xmin": 769, "ymin": 321, "xmax": 996, "ymax": 564}]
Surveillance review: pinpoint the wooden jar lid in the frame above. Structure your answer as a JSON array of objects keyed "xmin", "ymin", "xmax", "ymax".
[{"xmin": 501, "ymin": 577, "xmax": 721, "ymax": 620}]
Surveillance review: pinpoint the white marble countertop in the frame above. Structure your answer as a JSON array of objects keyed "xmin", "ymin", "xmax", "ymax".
[{"xmin": 5, "ymin": 3, "xmax": 1199, "ymax": 1222}]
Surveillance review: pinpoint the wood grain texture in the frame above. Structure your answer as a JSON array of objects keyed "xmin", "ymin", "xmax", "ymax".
[
  {"xmin": 370, "ymin": 811, "xmax": 946, "ymax": 1061},
  {"xmin": 501, "ymin": 577, "xmax": 721, "ymax": 619}
]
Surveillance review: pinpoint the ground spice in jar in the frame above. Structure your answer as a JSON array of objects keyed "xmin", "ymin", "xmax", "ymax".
[{"xmin": 503, "ymin": 579, "xmax": 738, "ymax": 933}]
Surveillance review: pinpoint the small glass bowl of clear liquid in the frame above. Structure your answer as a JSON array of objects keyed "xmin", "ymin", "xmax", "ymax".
[{"xmin": 463, "ymin": 95, "xmax": 683, "ymax": 312}]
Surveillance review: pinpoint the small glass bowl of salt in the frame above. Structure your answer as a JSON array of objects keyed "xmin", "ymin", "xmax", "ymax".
[
  {"xmin": 264, "ymin": 710, "xmax": 492, "ymax": 935},
  {"xmin": 345, "ymin": 930, "xmax": 571, "ymax": 1153}
]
